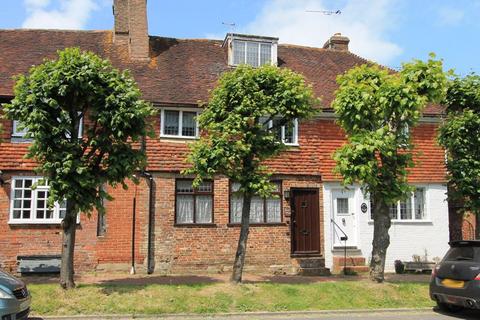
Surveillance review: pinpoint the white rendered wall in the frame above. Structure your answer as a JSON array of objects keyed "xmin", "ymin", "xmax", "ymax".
[{"xmin": 323, "ymin": 183, "xmax": 450, "ymax": 272}]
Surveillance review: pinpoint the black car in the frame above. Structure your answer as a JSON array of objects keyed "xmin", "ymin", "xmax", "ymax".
[{"xmin": 430, "ymin": 240, "xmax": 480, "ymax": 312}]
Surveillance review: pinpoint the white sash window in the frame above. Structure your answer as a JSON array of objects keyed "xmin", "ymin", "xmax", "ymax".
[{"xmin": 9, "ymin": 177, "xmax": 67, "ymax": 224}]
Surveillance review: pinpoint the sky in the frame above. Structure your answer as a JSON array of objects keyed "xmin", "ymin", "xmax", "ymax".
[{"xmin": 0, "ymin": 0, "xmax": 478, "ymax": 75}]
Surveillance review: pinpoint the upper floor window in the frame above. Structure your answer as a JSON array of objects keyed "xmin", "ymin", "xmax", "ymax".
[
  {"xmin": 261, "ymin": 117, "xmax": 299, "ymax": 146},
  {"xmin": 9, "ymin": 177, "xmax": 67, "ymax": 224},
  {"xmin": 161, "ymin": 109, "xmax": 199, "ymax": 139},
  {"xmin": 12, "ymin": 120, "xmax": 28, "ymax": 138},
  {"xmin": 224, "ymin": 33, "xmax": 278, "ymax": 67},
  {"xmin": 12, "ymin": 117, "xmax": 83, "ymax": 140}
]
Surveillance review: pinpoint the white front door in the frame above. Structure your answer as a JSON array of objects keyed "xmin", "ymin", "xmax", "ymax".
[{"xmin": 332, "ymin": 189, "xmax": 357, "ymax": 247}]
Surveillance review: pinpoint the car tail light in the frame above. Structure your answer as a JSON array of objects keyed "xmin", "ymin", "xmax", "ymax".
[
  {"xmin": 474, "ymin": 273, "xmax": 480, "ymax": 281},
  {"xmin": 432, "ymin": 264, "xmax": 440, "ymax": 278}
]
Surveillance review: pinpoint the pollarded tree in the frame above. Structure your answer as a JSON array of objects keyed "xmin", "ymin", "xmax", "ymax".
[
  {"xmin": 184, "ymin": 64, "xmax": 317, "ymax": 283},
  {"xmin": 332, "ymin": 56, "xmax": 446, "ymax": 282},
  {"xmin": 439, "ymin": 74, "xmax": 480, "ymax": 238},
  {"xmin": 3, "ymin": 48, "xmax": 154, "ymax": 289}
]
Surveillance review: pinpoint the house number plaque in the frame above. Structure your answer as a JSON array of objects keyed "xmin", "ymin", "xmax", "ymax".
[{"xmin": 361, "ymin": 203, "xmax": 368, "ymax": 213}]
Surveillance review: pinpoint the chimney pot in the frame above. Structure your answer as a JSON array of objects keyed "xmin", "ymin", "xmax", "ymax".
[{"xmin": 323, "ymin": 33, "xmax": 350, "ymax": 52}]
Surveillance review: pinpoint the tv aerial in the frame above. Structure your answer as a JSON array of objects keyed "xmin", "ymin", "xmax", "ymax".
[
  {"xmin": 222, "ymin": 22, "xmax": 236, "ymax": 32},
  {"xmin": 305, "ymin": 10, "xmax": 341, "ymax": 15}
]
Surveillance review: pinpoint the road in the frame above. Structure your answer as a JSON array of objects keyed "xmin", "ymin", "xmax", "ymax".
[{"xmin": 32, "ymin": 308, "xmax": 480, "ymax": 320}]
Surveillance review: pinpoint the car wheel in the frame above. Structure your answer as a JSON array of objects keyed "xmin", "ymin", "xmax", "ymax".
[{"xmin": 437, "ymin": 301, "xmax": 463, "ymax": 313}]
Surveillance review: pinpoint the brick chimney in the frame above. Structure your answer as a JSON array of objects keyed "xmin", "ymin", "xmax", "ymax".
[
  {"xmin": 323, "ymin": 33, "xmax": 350, "ymax": 51},
  {"xmin": 113, "ymin": 0, "xmax": 149, "ymax": 61}
]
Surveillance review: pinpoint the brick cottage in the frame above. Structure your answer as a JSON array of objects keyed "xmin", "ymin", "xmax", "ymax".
[{"xmin": 0, "ymin": 0, "xmax": 454, "ymax": 275}]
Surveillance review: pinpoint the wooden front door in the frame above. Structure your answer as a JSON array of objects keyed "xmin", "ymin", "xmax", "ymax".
[{"xmin": 291, "ymin": 189, "xmax": 320, "ymax": 255}]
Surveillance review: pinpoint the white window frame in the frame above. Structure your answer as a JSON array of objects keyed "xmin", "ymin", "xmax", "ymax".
[
  {"xmin": 9, "ymin": 176, "xmax": 68, "ymax": 225},
  {"xmin": 388, "ymin": 186, "xmax": 428, "ymax": 222},
  {"xmin": 160, "ymin": 108, "xmax": 200, "ymax": 139},
  {"xmin": 12, "ymin": 120, "xmax": 29, "ymax": 138},
  {"xmin": 264, "ymin": 118, "xmax": 299, "ymax": 146},
  {"xmin": 232, "ymin": 40, "xmax": 273, "ymax": 67},
  {"xmin": 12, "ymin": 116, "xmax": 83, "ymax": 139}
]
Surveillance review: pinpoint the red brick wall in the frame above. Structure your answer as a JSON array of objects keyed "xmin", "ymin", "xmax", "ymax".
[
  {"xmin": 0, "ymin": 171, "xmax": 147, "ymax": 273},
  {"xmin": 150, "ymin": 174, "xmax": 323, "ymax": 274},
  {"xmin": 0, "ymin": 116, "xmax": 447, "ymax": 182},
  {"xmin": 0, "ymin": 115, "xmax": 445, "ymax": 274}
]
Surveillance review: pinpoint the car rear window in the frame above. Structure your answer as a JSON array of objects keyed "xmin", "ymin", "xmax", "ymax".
[{"xmin": 444, "ymin": 246, "xmax": 478, "ymax": 262}]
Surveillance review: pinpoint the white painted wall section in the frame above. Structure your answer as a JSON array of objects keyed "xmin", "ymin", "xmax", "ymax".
[{"xmin": 323, "ymin": 183, "xmax": 450, "ymax": 272}]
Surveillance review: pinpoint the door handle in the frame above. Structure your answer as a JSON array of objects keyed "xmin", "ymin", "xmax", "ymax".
[{"xmin": 342, "ymin": 218, "xmax": 346, "ymax": 224}]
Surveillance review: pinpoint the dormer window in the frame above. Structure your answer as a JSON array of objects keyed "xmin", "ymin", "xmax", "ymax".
[
  {"xmin": 224, "ymin": 33, "xmax": 278, "ymax": 67},
  {"xmin": 233, "ymin": 40, "xmax": 272, "ymax": 67}
]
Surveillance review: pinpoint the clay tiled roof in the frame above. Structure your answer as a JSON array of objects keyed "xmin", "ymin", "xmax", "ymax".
[
  {"xmin": 0, "ymin": 29, "xmax": 446, "ymax": 180},
  {"xmin": 0, "ymin": 29, "xmax": 443, "ymax": 114}
]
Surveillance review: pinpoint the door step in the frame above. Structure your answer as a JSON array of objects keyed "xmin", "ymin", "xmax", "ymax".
[
  {"xmin": 297, "ymin": 267, "xmax": 331, "ymax": 276},
  {"xmin": 332, "ymin": 248, "xmax": 363, "ymax": 256},
  {"xmin": 338, "ymin": 265, "xmax": 370, "ymax": 274},
  {"xmin": 332, "ymin": 256, "xmax": 368, "ymax": 274},
  {"xmin": 293, "ymin": 257, "xmax": 331, "ymax": 276}
]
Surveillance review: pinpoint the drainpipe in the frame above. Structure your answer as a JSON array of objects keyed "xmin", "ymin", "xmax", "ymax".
[
  {"xmin": 142, "ymin": 171, "xmax": 154, "ymax": 274},
  {"xmin": 140, "ymin": 134, "xmax": 155, "ymax": 274},
  {"xmin": 130, "ymin": 183, "xmax": 137, "ymax": 275}
]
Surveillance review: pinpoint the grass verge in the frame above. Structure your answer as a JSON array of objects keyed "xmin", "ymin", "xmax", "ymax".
[{"xmin": 29, "ymin": 280, "xmax": 434, "ymax": 316}]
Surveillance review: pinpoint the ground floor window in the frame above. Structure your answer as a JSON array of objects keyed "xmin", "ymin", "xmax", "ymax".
[
  {"xmin": 230, "ymin": 181, "xmax": 282, "ymax": 224},
  {"xmin": 175, "ymin": 179, "xmax": 213, "ymax": 224},
  {"xmin": 369, "ymin": 187, "xmax": 426, "ymax": 221},
  {"xmin": 388, "ymin": 188, "xmax": 426, "ymax": 220},
  {"xmin": 9, "ymin": 177, "xmax": 67, "ymax": 224}
]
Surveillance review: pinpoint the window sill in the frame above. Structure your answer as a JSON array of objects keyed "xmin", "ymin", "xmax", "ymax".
[
  {"xmin": 10, "ymin": 137, "xmax": 32, "ymax": 143},
  {"xmin": 160, "ymin": 135, "xmax": 199, "ymax": 140},
  {"xmin": 9, "ymin": 220, "xmax": 63, "ymax": 225},
  {"xmin": 367, "ymin": 220, "xmax": 432, "ymax": 225},
  {"xmin": 228, "ymin": 222, "xmax": 287, "ymax": 227},
  {"xmin": 174, "ymin": 223, "xmax": 217, "ymax": 228},
  {"xmin": 8, "ymin": 220, "xmax": 81, "ymax": 226}
]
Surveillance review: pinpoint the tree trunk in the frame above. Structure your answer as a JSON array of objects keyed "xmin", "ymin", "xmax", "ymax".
[
  {"xmin": 369, "ymin": 194, "xmax": 391, "ymax": 283},
  {"xmin": 447, "ymin": 185, "xmax": 465, "ymax": 241},
  {"xmin": 231, "ymin": 192, "xmax": 252, "ymax": 283},
  {"xmin": 60, "ymin": 201, "xmax": 77, "ymax": 289}
]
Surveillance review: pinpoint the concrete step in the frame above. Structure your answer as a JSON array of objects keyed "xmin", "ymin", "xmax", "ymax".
[
  {"xmin": 337, "ymin": 265, "xmax": 370, "ymax": 274},
  {"xmin": 295, "ymin": 257, "xmax": 325, "ymax": 269},
  {"xmin": 297, "ymin": 267, "xmax": 331, "ymax": 276},
  {"xmin": 332, "ymin": 248, "xmax": 363, "ymax": 256},
  {"xmin": 333, "ymin": 256, "xmax": 366, "ymax": 266}
]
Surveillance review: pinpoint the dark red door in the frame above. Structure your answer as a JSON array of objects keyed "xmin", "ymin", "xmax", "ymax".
[{"xmin": 291, "ymin": 189, "xmax": 320, "ymax": 254}]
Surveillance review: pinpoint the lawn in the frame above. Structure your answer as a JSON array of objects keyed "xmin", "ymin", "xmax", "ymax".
[{"xmin": 28, "ymin": 279, "xmax": 434, "ymax": 316}]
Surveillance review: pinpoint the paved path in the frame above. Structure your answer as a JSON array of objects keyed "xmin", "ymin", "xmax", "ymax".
[{"xmin": 31, "ymin": 308, "xmax": 480, "ymax": 320}]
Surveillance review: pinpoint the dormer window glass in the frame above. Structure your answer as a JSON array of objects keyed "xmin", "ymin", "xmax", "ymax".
[{"xmin": 232, "ymin": 40, "xmax": 273, "ymax": 67}]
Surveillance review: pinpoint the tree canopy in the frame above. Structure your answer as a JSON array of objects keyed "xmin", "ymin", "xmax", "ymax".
[
  {"xmin": 4, "ymin": 47, "xmax": 154, "ymax": 213},
  {"xmin": 332, "ymin": 56, "xmax": 447, "ymax": 282},
  {"xmin": 185, "ymin": 64, "xmax": 318, "ymax": 282},
  {"xmin": 438, "ymin": 74, "xmax": 480, "ymax": 215},
  {"xmin": 185, "ymin": 64, "xmax": 318, "ymax": 196}
]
